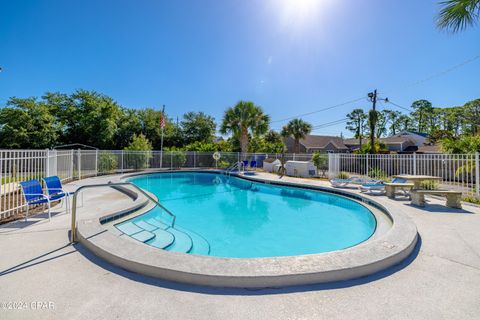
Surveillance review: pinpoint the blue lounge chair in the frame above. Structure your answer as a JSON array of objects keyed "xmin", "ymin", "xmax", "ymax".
[
  {"xmin": 19, "ymin": 180, "xmax": 53, "ymax": 221},
  {"xmin": 249, "ymin": 160, "xmax": 257, "ymax": 170},
  {"xmin": 43, "ymin": 176, "xmax": 75, "ymax": 214},
  {"xmin": 242, "ymin": 160, "xmax": 249, "ymax": 169},
  {"xmin": 359, "ymin": 180, "xmax": 385, "ymax": 194},
  {"xmin": 330, "ymin": 176, "xmax": 376, "ymax": 188},
  {"xmin": 360, "ymin": 177, "xmax": 409, "ymax": 195}
]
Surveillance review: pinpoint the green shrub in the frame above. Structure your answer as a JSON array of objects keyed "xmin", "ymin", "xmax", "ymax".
[
  {"xmin": 170, "ymin": 151, "xmax": 186, "ymax": 168},
  {"xmin": 368, "ymin": 168, "xmax": 388, "ymax": 180},
  {"xmin": 124, "ymin": 134, "xmax": 152, "ymax": 169},
  {"xmin": 463, "ymin": 196, "xmax": 480, "ymax": 205},
  {"xmin": 419, "ymin": 180, "xmax": 439, "ymax": 190},
  {"xmin": 312, "ymin": 152, "xmax": 328, "ymax": 176},
  {"xmin": 98, "ymin": 152, "xmax": 117, "ymax": 174},
  {"xmin": 337, "ymin": 172, "xmax": 349, "ymax": 179},
  {"xmin": 217, "ymin": 160, "xmax": 231, "ymax": 169}
]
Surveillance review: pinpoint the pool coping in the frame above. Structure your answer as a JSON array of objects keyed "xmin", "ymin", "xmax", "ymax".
[{"xmin": 76, "ymin": 169, "xmax": 418, "ymax": 288}]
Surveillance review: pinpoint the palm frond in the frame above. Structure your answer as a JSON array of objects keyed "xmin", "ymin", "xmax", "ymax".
[{"xmin": 437, "ymin": 0, "xmax": 480, "ymax": 32}]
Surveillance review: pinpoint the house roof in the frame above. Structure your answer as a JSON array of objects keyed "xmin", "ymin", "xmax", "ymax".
[
  {"xmin": 416, "ymin": 144, "xmax": 443, "ymax": 154},
  {"xmin": 295, "ymin": 135, "xmax": 349, "ymax": 150},
  {"xmin": 343, "ymin": 136, "xmax": 414, "ymax": 146},
  {"xmin": 400, "ymin": 131, "xmax": 429, "ymax": 138}
]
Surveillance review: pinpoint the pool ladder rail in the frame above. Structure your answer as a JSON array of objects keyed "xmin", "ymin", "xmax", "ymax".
[
  {"xmin": 224, "ymin": 161, "xmax": 245, "ymax": 176},
  {"xmin": 70, "ymin": 182, "xmax": 176, "ymax": 243}
]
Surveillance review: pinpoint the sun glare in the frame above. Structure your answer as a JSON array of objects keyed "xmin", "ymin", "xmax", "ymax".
[
  {"xmin": 276, "ymin": 0, "xmax": 332, "ymax": 29},
  {"xmin": 284, "ymin": 0, "xmax": 319, "ymax": 19}
]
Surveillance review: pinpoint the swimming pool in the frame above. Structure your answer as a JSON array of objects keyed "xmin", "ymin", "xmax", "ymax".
[{"xmin": 116, "ymin": 172, "xmax": 376, "ymax": 258}]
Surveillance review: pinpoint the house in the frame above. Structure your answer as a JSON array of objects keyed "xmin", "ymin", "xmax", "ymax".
[
  {"xmin": 343, "ymin": 131, "xmax": 442, "ymax": 154},
  {"xmin": 343, "ymin": 136, "xmax": 417, "ymax": 153},
  {"xmin": 394, "ymin": 131, "xmax": 428, "ymax": 146},
  {"xmin": 283, "ymin": 135, "xmax": 349, "ymax": 153}
]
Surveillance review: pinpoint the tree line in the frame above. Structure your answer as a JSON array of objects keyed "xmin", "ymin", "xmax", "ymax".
[
  {"xmin": 0, "ymin": 90, "xmax": 289, "ymax": 153},
  {"xmin": 1, "ymin": 90, "xmax": 479, "ymax": 154},
  {"xmin": 346, "ymin": 98, "xmax": 480, "ymax": 147}
]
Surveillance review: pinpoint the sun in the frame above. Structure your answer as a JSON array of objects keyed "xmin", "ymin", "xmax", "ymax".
[
  {"xmin": 276, "ymin": 0, "xmax": 330, "ymax": 29},
  {"xmin": 284, "ymin": 0, "xmax": 319, "ymax": 19}
]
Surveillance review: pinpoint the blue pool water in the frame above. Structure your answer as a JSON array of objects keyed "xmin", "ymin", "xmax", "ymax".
[{"xmin": 116, "ymin": 172, "xmax": 376, "ymax": 258}]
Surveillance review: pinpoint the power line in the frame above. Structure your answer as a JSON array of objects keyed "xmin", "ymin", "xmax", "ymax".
[
  {"xmin": 404, "ymin": 53, "xmax": 480, "ymax": 89},
  {"xmin": 270, "ymin": 97, "xmax": 366, "ymax": 124},
  {"xmin": 385, "ymin": 100, "xmax": 412, "ymax": 112},
  {"xmin": 312, "ymin": 118, "xmax": 348, "ymax": 129},
  {"xmin": 308, "ymin": 118, "xmax": 348, "ymax": 133}
]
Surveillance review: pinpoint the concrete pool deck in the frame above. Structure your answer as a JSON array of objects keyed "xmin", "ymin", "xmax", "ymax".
[{"xmin": 1, "ymin": 172, "xmax": 480, "ymax": 319}]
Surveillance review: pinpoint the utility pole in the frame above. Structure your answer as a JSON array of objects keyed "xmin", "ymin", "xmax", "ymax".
[{"xmin": 368, "ymin": 90, "xmax": 377, "ymax": 154}]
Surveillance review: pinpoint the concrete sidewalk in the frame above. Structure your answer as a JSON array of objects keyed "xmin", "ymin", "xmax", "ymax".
[{"xmin": 1, "ymin": 173, "xmax": 479, "ymax": 320}]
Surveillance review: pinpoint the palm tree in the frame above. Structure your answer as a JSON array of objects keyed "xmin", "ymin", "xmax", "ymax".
[
  {"xmin": 437, "ymin": 0, "xmax": 480, "ymax": 32},
  {"xmin": 220, "ymin": 101, "xmax": 270, "ymax": 154},
  {"xmin": 281, "ymin": 119, "xmax": 313, "ymax": 153}
]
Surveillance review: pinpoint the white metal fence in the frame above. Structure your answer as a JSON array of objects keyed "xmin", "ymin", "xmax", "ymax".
[
  {"xmin": 1, "ymin": 149, "xmax": 478, "ymax": 220},
  {"xmin": 328, "ymin": 153, "xmax": 480, "ymax": 198},
  {"xmin": 0, "ymin": 149, "xmax": 320, "ymax": 219}
]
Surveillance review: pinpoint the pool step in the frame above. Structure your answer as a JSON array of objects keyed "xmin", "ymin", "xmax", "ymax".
[
  {"xmin": 176, "ymin": 226, "xmax": 210, "ymax": 256},
  {"xmin": 134, "ymin": 220, "xmax": 158, "ymax": 232},
  {"xmin": 164, "ymin": 228, "xmax": 193, "ymax": 253},
  {"xmin": 146, "ymin": 218, "xmax": 169, "ymax": 230},
  {"xmin": 146, "ymin": 229, "xmax": 175, "ymax": 249},
  {"xmin": 131, "ymin": 230, "xmax": 156, "ymax": 242},
  {"xmin": 116, "ymin": 220, "xmax": 210, "ymax": 255},
  {"xmin": 116, "ymin": 222, "xmax": 143, "ymax": 235}
]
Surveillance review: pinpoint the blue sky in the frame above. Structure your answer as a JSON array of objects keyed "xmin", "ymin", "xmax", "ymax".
[{"xmin": 1, "ymin": 0, "xmax": 479, "ymax": 137}]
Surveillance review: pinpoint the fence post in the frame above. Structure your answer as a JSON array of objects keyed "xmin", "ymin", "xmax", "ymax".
[
  {"xmin": 328, "ymin": 153, "xmax": 333, "ymax": 178},
  {"xmin": 70, "ymin": 150, "xmax": 74, "ymax": 180},
  {"xmin": 121, "ymin": 151, "xmax": 124, "ymax": 174},
  {"xmin": 413, "ymin": 152, "xmax": 417, "ymax": 176},
  {"xmin": 293, "ymin": 153, "xmax": 296, "ymax": 161},
  {"xmin": 171, "ymin": 152, "xmax": 173, "ymax": 170},
  {"xmin": 95, "ymin": 149, "xmax": 99, "ymax": 176},
  {"xmin": 77, "ymin": 149, "xmax": 81, "ymax": 180},
  {"xmin": 237, "ymin": 152, "xmax": 240, "ymax": 164},
  {"xmin": 365, "ymin": 154, "xmax": 369, "ymax": 176},
  {"xmin": 45, "ymin": 149, "xmax": 50, "ymax": 177},
  {"xmin": 193, "ymin": 151, "xmax": 196, "ymax": 168},
  {"xmin": 476, "ymin": 152, "xmax": 479, "ymax": 197}
]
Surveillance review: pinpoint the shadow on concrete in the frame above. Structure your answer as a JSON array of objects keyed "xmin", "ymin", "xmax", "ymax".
[
  {"xmin": 0, "ymin": 243, "xmax": 75, "ymax": 277},
  {"xmin": 405, "ymin": 203, "xmax": 475, "ymax": 214},
  {"xmin": 73, "ymin": 235, "xmax": 422, "ymax": 296},
  {"xmin": 0, "ymin": 210, "xmax": 66, "ymax": 234}
]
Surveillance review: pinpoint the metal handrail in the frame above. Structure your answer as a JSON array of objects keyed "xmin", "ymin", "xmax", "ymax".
[
  {"xmin": 225, "ymin": 161, "xmax": 245, "ymax": 176},
  {"xmin": 70, "ymin": 182, "xmax": 176, "ymax": 243}
]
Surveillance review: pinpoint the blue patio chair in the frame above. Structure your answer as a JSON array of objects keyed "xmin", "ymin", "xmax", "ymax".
[
  {"xmin": 249, "ymin": 160, "xmax": 257, "ymax": 170},
  {"xmin": 242, "ymin": 160, "xmax": 249, "ymax": 170},
  {"xmin": 392, "ymin": 177, "xmax": 407, "ymax": 184},
  {"xmin": 43, "ymin": 176, "xmax": 76, "ymax": 214},
  {"xmin": 19, "ymin": 180, "xmax": 52, "ymax": 221}
]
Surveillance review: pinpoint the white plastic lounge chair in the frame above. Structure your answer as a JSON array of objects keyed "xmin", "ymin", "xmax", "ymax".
[
  {"xmin": 359, "ymin": 181, "xmax": 385, "ymax": 194},
  {"xmin": 330, "ymin": 176, "xmax": 375, "ymax": 188}
]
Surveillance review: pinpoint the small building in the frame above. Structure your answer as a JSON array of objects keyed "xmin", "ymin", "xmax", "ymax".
[{"xmin": 283, "ymin": 135, "xmax": 349, "ymax": 154}]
